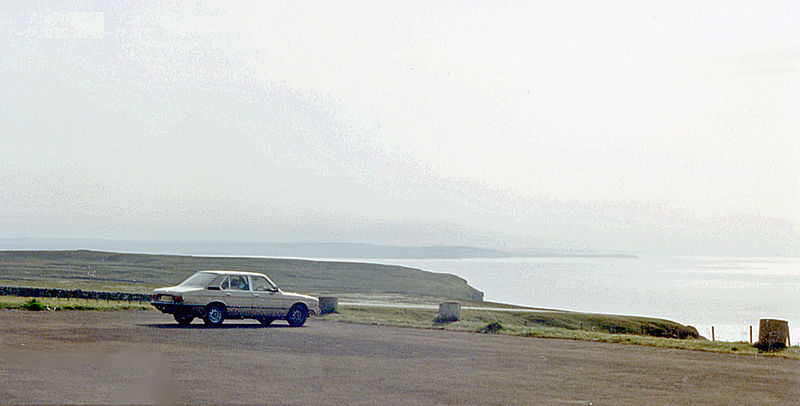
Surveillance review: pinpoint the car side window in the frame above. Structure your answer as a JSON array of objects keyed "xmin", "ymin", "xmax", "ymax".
[
  {"xmin": 220, "ymin": 276, "xmax": 230, "ymax": 290},
  {"xmin": 229, "ymin": 275, "xmax": 249, "ymax": 291},
  {"xmin": 252, "ymin": 276, "xmax": 273, "ymax": 292}
]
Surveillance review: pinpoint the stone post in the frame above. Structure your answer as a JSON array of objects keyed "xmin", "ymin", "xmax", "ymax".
[
  {"xmin": 438, "ymin": 302, "xmax": 461, "ymax": 322},
  {"xmin": 758, "ymin": 319, "xmax": 789, "ymax": 349},
  {"xmin": 319, "ymin": 297, "xmax": 338, "ymax": 314}
]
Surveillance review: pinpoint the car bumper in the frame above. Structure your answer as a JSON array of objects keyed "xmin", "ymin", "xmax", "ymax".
[{"xmin": 151, "ymin": 302, "xmax": 204, "ymax": 316}]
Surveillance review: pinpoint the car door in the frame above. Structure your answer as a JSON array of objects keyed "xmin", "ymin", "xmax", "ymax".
[
  {"xmin": 221, "ymin": 274, "xmax": 254, "ymax": 317},
  {"xmin": 251, "ymin": 275, "xmax": 289, "ymax": 318}
]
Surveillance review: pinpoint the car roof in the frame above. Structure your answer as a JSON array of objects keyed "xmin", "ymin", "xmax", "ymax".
[{"xmin": 196, "ymin": 270, "xmax": 269, "ymax": 277}]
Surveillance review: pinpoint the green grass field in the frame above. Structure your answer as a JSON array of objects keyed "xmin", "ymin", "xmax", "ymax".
[
  {"xmin": 0, "ymin": 296, "xmax": 150, "ymax": 311},
  {"xmin": 0, "ymin": 250, "xmax": 483, "ymax": 300},
  {"xmin": 321, "ymin": 305, "xmax": 800, "ymax": 359}
]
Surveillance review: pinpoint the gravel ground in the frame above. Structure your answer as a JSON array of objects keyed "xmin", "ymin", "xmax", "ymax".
[{"xmin": 1, "ymin": 310, "xmax": 799, "ymax": 405}]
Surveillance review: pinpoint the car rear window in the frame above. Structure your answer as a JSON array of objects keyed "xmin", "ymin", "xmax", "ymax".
[{"xmin": 178, "ymin": 272, "xmax": 218, "ymax": 288}]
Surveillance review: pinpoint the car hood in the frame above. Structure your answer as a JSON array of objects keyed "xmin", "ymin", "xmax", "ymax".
[{"xmin": 280, "ymin": 291, "xmax": 319, "ymax": 303}]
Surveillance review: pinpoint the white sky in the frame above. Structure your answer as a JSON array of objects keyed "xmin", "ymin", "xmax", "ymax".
[{"xmin": 1, "ymin": 1, "xmax": 798, "ymax": 254}]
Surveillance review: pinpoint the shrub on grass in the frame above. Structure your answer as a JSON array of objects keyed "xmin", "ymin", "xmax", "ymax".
[
  {"xmin": 434, "ymin": 315, "xmax": 458, "ymax": 324},
  {"xmin": 20, "ymin": 299, "xmax": 47, "ymax": 311},
  {"xmin": 754, "ymin": 341, "xmax": 787, "ymax": 352},
  {"xmin": 478, "ymin": 321, "xmax": 503, "ymax": 334}
]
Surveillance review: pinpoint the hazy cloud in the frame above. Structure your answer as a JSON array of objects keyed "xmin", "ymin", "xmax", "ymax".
[{"xmin": 1, "ymin": 1, "xmax": 799, "ymax": 254}]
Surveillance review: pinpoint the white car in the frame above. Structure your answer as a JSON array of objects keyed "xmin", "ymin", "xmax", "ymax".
[{"xmin": 151, "ymin": 270, "xmax": 320, "ymax": 327}]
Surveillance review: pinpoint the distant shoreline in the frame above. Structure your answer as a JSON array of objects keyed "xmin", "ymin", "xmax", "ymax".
[{"xmin": 0, "ymin": 238, "xmax": 637, "ymax": 260}]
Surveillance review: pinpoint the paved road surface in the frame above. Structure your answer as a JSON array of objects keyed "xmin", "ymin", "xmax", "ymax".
[{"xmin": 1, "ymin": 311, "xmax": 798, "ymax": 405}]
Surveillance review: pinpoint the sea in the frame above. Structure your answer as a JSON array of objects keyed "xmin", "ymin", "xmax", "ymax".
[{"xmin": 334, "ymin": 256, "xmax": 800, "ymax": 343}]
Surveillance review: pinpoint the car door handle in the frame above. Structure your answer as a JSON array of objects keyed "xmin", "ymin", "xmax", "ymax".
[
  {"xmin": 225, "ymin": 293, "xmax": 231, "ymax": 296},
  {"xmin": 254, "ymin": 294, "xmax": 259, "ymax": 297}
]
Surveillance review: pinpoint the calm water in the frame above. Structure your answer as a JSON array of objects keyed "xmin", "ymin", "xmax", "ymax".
[{"xmin": 349, "ymin": 256, "xmax": 800, "ymax": 342}]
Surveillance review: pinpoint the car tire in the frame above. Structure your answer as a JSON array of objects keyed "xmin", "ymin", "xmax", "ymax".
[
  {"xmin": 174, "ymin": 314, "xmax": 194, "ymax": 325},
  {"xmin": 286, "ymin": 304, "xmax": 308, "ymax": 327},
  {"xmin": 203, "ymin": 303, "xmax": 226, "ymax": 326},
  {"xmin": 257, "ymin": 317, "xmax": 274, "ymax": 326}
]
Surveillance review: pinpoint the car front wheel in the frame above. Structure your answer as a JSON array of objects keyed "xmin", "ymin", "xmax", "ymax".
[
  {"xmin": 286, "ymin": 304, "xmax": 308, "ymax": 327},
  {"xmin": 203, "ymin": 303, "xmax": 226, "ymax": 326}
]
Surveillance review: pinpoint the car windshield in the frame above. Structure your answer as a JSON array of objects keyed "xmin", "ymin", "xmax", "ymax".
[{"xmin": 178, "ymin": 272, "xmax": 218, "ymax": 288}]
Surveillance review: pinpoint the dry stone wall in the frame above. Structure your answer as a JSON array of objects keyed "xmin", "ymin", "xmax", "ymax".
[{"xmin": 0, "ymin": 286, "xmax": 150, "ymax": 302}]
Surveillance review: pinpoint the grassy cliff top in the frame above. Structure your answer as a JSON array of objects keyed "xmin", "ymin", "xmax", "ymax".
[{"xmin": 0, "ymin": 250, "xmax": 484, "ymax": 301}]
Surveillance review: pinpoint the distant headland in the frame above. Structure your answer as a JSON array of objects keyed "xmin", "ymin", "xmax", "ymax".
[{"xmin": 0, "ymin": 238, "xmax": 637, "ymax": 259}]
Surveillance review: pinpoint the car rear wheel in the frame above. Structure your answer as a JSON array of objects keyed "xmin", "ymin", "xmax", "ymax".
[
  {"xmin": 257, "ymin": 317, "xmax": 274, "ymax": 326},
  {"xmin": 286, "ymin": 304, "xmax": 308, "ymax": 327},
  {"xmin": 174, "ymin": 314, "xmax": 194, "ymax": 325},
  {"xmin": 203, "ymin": 303, "xmax": 226, "ymax": 326}
]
